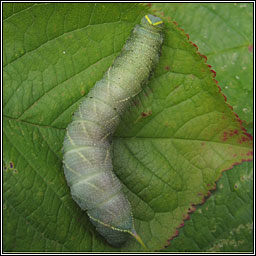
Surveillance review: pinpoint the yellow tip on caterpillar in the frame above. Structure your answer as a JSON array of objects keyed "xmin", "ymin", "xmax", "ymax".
[
  {"xmin": 129, "ymin": 230, "xmax": 147, "ymax": 249},
  {"xmin": 152, "ymin": 20, "xmax": 164, "ymax": 26},
  {"xmin": 145, "ymin": 15, "xmax": 152, "ymax": 25},
  {"xmin": 145, "ymin": 15, "xmax": 163, "ymax": 26}
]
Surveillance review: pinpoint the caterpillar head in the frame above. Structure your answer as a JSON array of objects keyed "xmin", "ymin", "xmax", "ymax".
[{"xmin": 140, "ymin": 14, "xmax": 164, "ymax": 32}]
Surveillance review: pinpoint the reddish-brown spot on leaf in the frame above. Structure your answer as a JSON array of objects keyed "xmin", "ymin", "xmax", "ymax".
[
  {"xmin": 147, "ymin": 3, "xmax": 152, "ymax": 7},
  {"xmin": 166, "ymin": 229, "xmax": 180, "ymax": 247},
  {"xmin": 228, "ymin": 105, "xmax": 234, "ymax": 111},
  {"xmin": 173, "ymin": 21, "xmax": 178, "ymax": 26},
  {"xmin": 197, "ymin": 51, "xmax": 208, "ymax": 62},
  {"xmin": 184, "ymin": 214, "xmax": 190, "ymax": 221},
  {"xmin": 237, "ymin": 132, "xmax": 253, "ymax": 145},
  {"xmin": 222, "ymin": 131, "xmax": 228, "ymax": 141},
  {"xmin": 221, "ymin": 129, "xmax": 246, "ymax": 142},
  {"xmin": 233, "ymin": 113, "xmax": 243, "ymax": 126},
  {"xmin": 222, "ymin": 94, "xmax": 227, "ymax": 103},
  {"xmin": 210, "ymin": 70, "xmax": 216, "ymax": 77},
  {"xmin": 165, "ymin": 65, "xmax": 170, "ymax": 71},
  {"xmin": 216, "ymin": 84, "xmax": 227, "ymax": 101},
  {"xmin": 141, "ymin": 110, "xmax": 152, "ymax": 117},
  {"xmin": 229, "ymin": 129, "xmax": 236, "ymax": 136},
  {"xmin": 243, "ymin": 132, "xmax": 253, "ymax": 140},
  {"xmin": 201, "ymin": 54, "xmax": 207, "ymax": 62},
  {"xmin": 246, "ymin": 151, "xmax": 253, "ymax": 156},
  {"xmin": 185, "ymin": 33, "xmax": 190, "ymax": 40},
  {"xmin": 248, "ymin": 44, "xmax": 253, "ymax": 52},
  {"xmin": 191, "ymin": 42, "xmax": 198, "ymax": 51},
  {"xmin": 178, "ymin": 222, "xmax": 184, "ymax": 228},
  {"xmin": 81, "ymin": 89, "xmax": 85, "ymax": 96},
  {"xmin": 201, "ymin": 142, "xmax": 205, "ymax": 146}
]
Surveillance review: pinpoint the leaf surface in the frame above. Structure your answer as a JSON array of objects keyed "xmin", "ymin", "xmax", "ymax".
[
  {"xmin": 162, "ymin": 161, "xmax": 253, "ymax": 252},
  {"xmin": 151, "ymin": 3, "xmax": 253, "ymax": 124},
  {"xmin": 3, "ymin": 3, "xmax": 253, "ymax": 252}
]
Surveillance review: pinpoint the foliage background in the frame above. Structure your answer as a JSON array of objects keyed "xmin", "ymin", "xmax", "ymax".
[
  {"xmin": 150, "ymin": 3, "xmax": 253, "ymax": 252},
  {"xmin": 3, "ymin": 3, "xmax": 253, "ymax": 252}
]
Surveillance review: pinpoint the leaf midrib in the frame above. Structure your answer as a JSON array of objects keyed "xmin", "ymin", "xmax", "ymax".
[{"xmin": 3, "ymin": 116, "xmax": 251, "ymax": 150}]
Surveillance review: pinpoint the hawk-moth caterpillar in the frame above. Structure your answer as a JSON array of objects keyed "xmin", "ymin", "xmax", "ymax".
[{"xmin": 63, "ymin": 14, "xmax": 164, "ymax": 248}]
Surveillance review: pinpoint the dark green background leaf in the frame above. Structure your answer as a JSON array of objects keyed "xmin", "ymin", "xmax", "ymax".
[
  {"xmin": 3, "ymin": 3, "xmax": 253, "ymax": 252},
  {"xmin": 151, "ymin": 3, "xmax": 253, "ymax": 124},
  {"xmin": 162, "ymin": 161, "xmax": 253, "ymax": 252}
]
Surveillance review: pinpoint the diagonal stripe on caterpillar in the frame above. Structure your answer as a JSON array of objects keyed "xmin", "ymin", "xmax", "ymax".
[{"xmin": 63, "ymin": 14, "xmax": 164, "ymax": 248}]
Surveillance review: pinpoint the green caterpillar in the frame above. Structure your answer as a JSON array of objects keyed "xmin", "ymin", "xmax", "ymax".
[{"xmin": 63, "ymin": 14, "xmax": 164, "ymax": 247}]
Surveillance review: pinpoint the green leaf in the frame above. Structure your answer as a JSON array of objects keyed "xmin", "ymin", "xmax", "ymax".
[
  {"xmin": 151, "ymin": 3, "xmax": 253, "ymax": 124},
  {"xmin": 3, "ymin": 3, "xmax": 252, "ymax": 252},
  {"xmin": 162, "ymin": 161, "xmax": 253, "ymax": 252},
  {"xmin": 149, "ymin": 3, "xmax": 253, "ymax": 252}
]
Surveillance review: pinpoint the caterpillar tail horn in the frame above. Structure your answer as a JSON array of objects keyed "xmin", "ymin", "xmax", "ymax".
[{"xmin": 130, "ymin": 229, "xmax": 147, "ymax": 249}]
